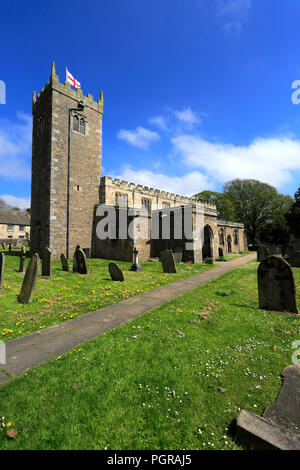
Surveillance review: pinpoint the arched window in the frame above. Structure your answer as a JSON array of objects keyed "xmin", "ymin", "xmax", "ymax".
[
  {"xmin": 219, "ymin": 228, "xmax": 225, "ymax": 246},
  {"xmin": 79, "ymin": 118, "xmax": 85, "ymax": 135},
  {"xmin": 234, "ymin": 229, "xmax": 238, "ymax": 245},
  {"xmin": 73, "ymin": 115, "xmax": 79, "ymax": 132}
]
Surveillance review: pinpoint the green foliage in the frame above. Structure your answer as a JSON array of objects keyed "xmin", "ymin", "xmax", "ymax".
[
  {"xmin": 192, "ymin": 190, "xmax": 237, "ymax": 221},
  {"xmin": 204, "ymin": 257, "xmax": 214, "ymax": 264},
  {"xmin": 286, "ymin": 187, "xmax": 300, "ymax": 238}
]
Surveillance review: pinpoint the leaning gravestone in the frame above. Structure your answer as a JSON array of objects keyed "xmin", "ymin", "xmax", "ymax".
[
  {"xmin": 258, "ymin": 255, "xmax": 298, "ymax": 314},
  {"xmin": 0, "ymin": 253, "xmax": 5, "ymax": 289},
  {"xmin": 257, "ymin": 245, "xmax": 269, "ymax": 262},
  {"xmin": 73, "ymin": 245, "xmax": 80, "ymax": 272},
  {"xmin": 160, "ymin": 249, "xmax": 177, "ymax": 274},
  {"xmin": 75, "ymin": 248, "xmax": 88, "ymax": 274},
  {"xmin": 60, "ymin": 253, "xmax": 69, "ymax": 272},
  {"xmin": 18, "ymin": 253, "xmax": 40, "ymax": 304},
  {"xmin": 108, "ymin": 262, "xmax": 124, "ymax": 282},
  {"xmin": 18, "ymin": 245, "xmax": 26, "ymax": 273},
  {"xmin": 288, "ymin": 251, "xmax": 300, "ymax": 268},
  {"xmin": 174, "ymin": 247, "xmax": 183, "ymax": 263},
  {"xmin": 42, "ymin": 247, "xmax": 52, "ymax": 277}
]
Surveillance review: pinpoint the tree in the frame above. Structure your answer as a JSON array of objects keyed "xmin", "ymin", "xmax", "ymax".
[
  {"xmin": 223, "ymin": 179, "xmax": 292, "ymax": 244},
  {"xmin": 259, "ymin": 193, "xmax": 293, "ymax": 246},
  {"xmin": 286, "ymin": 187, "xmax": 300, "ymax": 238},
  {"xmin": 192, "ymin": 190, "xmax": 237, "ymax": 221},
  {"xmin": 0, "ymin": 198, "xmax": 11, "ymax": 210}
]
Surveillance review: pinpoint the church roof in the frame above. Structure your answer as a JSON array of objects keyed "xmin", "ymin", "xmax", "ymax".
[{"xmin": 0, "ymin": 210, "xmax": 30, "ymax": 226}]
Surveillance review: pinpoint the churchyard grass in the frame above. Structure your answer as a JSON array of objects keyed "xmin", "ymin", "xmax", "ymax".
[
  {"xmin": 0, "ymin": 248, "xmax": 221, "ymax": 341},
  {"xmin": 0, "ymin": 260, "xmax": 299, "ymax": 450}
]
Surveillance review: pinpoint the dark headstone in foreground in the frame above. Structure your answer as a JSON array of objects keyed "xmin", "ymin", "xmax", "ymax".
[
  {"xmin": 75, "ymin": 248, "xmax": 88, "ymax": 275},
  {"xmin": 60, "ymin": 253, "xmax": 69, "ymax": 272},
  {"xmin": 236, "ymin": 364, "xmax": 300, "ymax": 450},
  {"xmin": 42, "ymin": 247, "xmax": 52, "ymax": 277},
  {"xmin": 18, "ymin": 253, "xmax": 40, "ymax": 304},
  {"xmin": 257, "ymin": 245, "xmax": 269, "ymax": 262},
  {"xmin": 160, "ymin": 250, "xmax": 177, "ymax": 273},
  {"xmin": 288, "ymin": 251, "xmax": 300, "ymax": 268},
  {"xmin": 73, "ymin": 245, "xmax": 80, "ymax": 272},
  {"xmin": 0, "ymin": 253, "xmax": 5, "ymax": 289},
  {"xmin": 108, "ymin": 262, "xmax": 124, "ymax": 282},
  {"xmin": 258, "ymin": 255, "xmax": 298, "ymax": 314},
  {"xmin": 18, "ymin": 245, "xmax": 26, "ymax": 273}
]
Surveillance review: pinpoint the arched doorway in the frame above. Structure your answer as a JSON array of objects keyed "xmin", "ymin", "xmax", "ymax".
[
  {"xmin": 202, "ymin": 225, "xmax": 213, "ymax": 260},
  {"xmin": 227, "ymin": 235, "xmax": 232, "ymax": 253}
]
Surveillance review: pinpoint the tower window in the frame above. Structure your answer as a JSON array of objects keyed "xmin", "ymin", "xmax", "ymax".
[
  {"xmin": 73, "ymin": 115, "xmax": 79, "ymax": 132},
  {"xmin": 141, "ymin": 198, "xmax": 152, "ymax": 211},
  {"xmin": 79, "ymin": 118, "xmax": 85, "ymax": 135}
]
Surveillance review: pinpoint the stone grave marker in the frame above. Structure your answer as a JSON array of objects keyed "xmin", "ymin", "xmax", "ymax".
[
  {"xmin": 160, "ymin": 249, "xmax": 177, "ymax": 274},
  {"xmin": 75, "ymin": 248, "xmax": 88, "ymax": 274},
  {"xmin": 73, "ymin": 245, "xmax": 80, "ymax": 272},
  {"xmin": 18, "ymin": 245, "xmax": 26, "ymax": 273},
  {"xmin": 42, "ymin": 247, "xmax": 52, "ymax": 277},
  {"xmin": 130, "ymin": 247, "xmax": 143, "ymax": 271},
  {"xmin": 258, "ymin": 255, "xmax": 298, "ymax": 314},
  {"xmin": 0, "ymin": 253, "xmax": 5, "ymax": 289},
  {"xmin": 174, "ymin": 247, "xmax": 183, "ymax": 263},
  {"xmin": 288, "ymin": 251, "xmax": 300, "ymax": 268},
  {"xmin": 257, "ymin": 245, "xmax": 269, "ymax": 262},
  {"xmin": 108, "ymin": 262, "xmax": 125, "ymax": 281},
  {"xmin": 18, "ymin": 253, "xmax": 40, "ymax": 304},
  {"xmin": 60, "ymin": 253, "xmax": 69, "ymax": 272},
  {"xmin": 8, "ymin": 243, "xmax": 12, "ymax": 253}
]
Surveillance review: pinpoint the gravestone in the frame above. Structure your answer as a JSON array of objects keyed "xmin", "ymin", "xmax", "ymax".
[
  {"xmin": 130, "ymin": 247, "xmax": 143, "ymax": 271},
  {"xmin": 108, "ymin": 262, "xmax": 125, "ymax": 281},
  {"xmin": 60, "ymin": 253, "xmax": 69, "ymax": 272},
  {"xmin": 73, "ymin": 245, "xmax": 80, "ymax": 272},
  {"xmin": 160, "ymin": 250, "xmax": 177, "ymax": 274},
  {"xmin": 288, "ymin": 251, "xmax": 300, "ymax": 268},
  {"xmin": 8, "ymin": 244, "xmax": 11, "ymax": 253},
  {"xmin": 18, "ymin": 253, "xmax": 40, "ymax": 304},
  {"xmin": 258, "ymin": 255, "xmax": 298, "ymax": 314},
  {"xmin": 75, "ymin": 248, "xmax": 88, "ymax": 274},
  {"xmin": 1, "ymin": 242, "xmax": 5, "ymax": 250},
  {"xmin": 42, "ymin": 247, "xmax": 52, "ymax": 277},
  {"xmin": 257, "ymin": 245, "xmax": 269, "ymax": 262},
  {"xmin": 287, "ymin": 244, "xmax": 294, "ymax": 259},
  {"xmin": 218, "ymin": 247, "xmax": 224, "ymax": 257},
  {"xmin": 174, "ymin": 247, "xmax": 183, "ymax": 263},
  {"xmin": 18, "ymin": 245, "xmax": 26, "ymax": 273},
  {"xmin": 0, "ymin": 253, "xmax": 5, "ymax": 289}
]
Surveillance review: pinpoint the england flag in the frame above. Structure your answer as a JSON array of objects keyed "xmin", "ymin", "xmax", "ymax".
[{"xmin": 66, "ymin": 68, "xmax": 81, "ymax": 89}]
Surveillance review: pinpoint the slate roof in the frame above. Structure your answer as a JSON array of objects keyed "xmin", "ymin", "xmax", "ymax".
[{"xmin": 0, "ymin": 210, "xmax": 30, "ymax": 226}]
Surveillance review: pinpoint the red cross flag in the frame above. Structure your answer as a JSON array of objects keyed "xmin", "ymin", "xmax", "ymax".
[{"xmin": 66, "ymin": 68, "xmax": 81, "ymax": 89}]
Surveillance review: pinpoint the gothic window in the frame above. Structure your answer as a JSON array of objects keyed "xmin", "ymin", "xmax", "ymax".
[
  {"xmin": 73, "ymin": 115, "xmax": 79, "ymax": 132},
  {"xmin": 234, "ymin": 229, "xmax": 238, "ymax": 245},
  {"xmin": 79, "ymin": 118, "xmax": 85, "ymax": 135},
  {"xmin": 115, "ymin": 192, "xmax": 128, "ymax": 207},
  {"xmin": 141, "ymin": 198, "xmax": 152, "ymax": 211},
  {"xmin": 219, "ymin": 228, "xmax": 225, "ymax": 246},
  {"xmin": 162, "ymin": 202, "xmax": 170, "ymax": 208}
]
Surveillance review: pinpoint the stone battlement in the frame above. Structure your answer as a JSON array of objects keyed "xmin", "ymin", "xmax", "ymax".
[
  {"xmin": 32, "ymin": 62, "xmax": 103, "ymax": 114},
  {"xmin": 100, "ymin": 176, "xmax": 217, "ymax": 211}
]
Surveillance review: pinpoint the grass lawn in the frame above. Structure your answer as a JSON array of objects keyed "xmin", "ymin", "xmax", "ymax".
[
  {"xmin": 0, "ymin": 248, "xmax": 222, "ymax": 341},
  {"xmin": 0, "ymin": 259, "xmax": 299, "ymax": 450}
]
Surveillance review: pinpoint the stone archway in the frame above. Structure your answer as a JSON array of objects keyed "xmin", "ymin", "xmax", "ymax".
[
  {"xmin": 202, "ymin": 225, "xmax": 214, "ymax": 260},
  {"xmin": 227, "ymin": 235, "xmax": 232, "ymax": 253}
]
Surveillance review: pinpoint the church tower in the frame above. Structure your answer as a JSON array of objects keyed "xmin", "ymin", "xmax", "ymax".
[{"xmin": 30, "ymin": 62, "xmax": 103, "ymax": 258}]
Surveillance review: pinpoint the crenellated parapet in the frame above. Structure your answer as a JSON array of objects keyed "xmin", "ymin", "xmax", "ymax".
[{"xmin": 32, "ymin": 61, "xmax": 103, "ymax": 114}]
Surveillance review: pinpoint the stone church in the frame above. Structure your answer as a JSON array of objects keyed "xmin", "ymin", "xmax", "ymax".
[{"xmin": 30, "ymin": 63, "xmax": 246, "ymax": 262}]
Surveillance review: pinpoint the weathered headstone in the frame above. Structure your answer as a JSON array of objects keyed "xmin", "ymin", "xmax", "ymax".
[
  {"xmin": 108, "ymin": 262, "xmax": 124, "ymax": 281},
  {"xmin": 73, "ymin": 245, "xmax": 80, "ymax": 272},
  {"xmin": 288, "ymin": 251, "xmax": 300, "ymax": 268},
  {"xmin": 42, "ymin": 247, "xmax": 52, "ymax": 277},
  {"xmin": 257, "ymin": 245, "xmax": 269, "ymax": 262},
  {"xmin": 75, "ymin": 248, "xmax": 88, "ymax": 274},
  {"xmin": 160, "ymin": 249, "xmax": 177, "ymax": 274},
  {"xmin": 130, "ymin": 247, "xmax": 143, "ymax": 271},
  {"xmin": 1, "ymin": 242, "xmax": 5, "ymax": 250},
  {"xmin": 60, "ymin": 253, "xmax": 69, "ymax": 272},
  {"xmin": 8, "ymin": 243, "xmax": 12, "ymax": 253},
  {"xmin": 258, "ymin": 255, "xmax": 298, "ymax": 314},
  {"xmin": 18, "ymin": 245, "xmax": 26, "ymax": 273},
  {"xmin": 18, "ymin": 253, "xmax": 40, "ymax": 304},
  {"xmin": 174, "ymin": 247, "xmax": 183, "ymax": 263},
  {"xmin": 0, "ymin": 253, "xmax": 5, "ymax": 289}
]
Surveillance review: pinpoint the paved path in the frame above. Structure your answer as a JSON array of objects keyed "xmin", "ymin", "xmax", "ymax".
[{"xmin": 0, "ymin": 253, "xmax": 256, "ymax": 385}]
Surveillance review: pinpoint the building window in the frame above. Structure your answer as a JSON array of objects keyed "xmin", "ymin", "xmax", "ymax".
[
  {"xmin": 115, "ymin": 192, "xmax": 128, "ymax": 207},
  {"xmin": 219, "ymin": 228, "xmax": 224, "ymax": 246},
  {"xmin": 73, "ymin": 115, "xmax": 79, "ymax": 132},
  {"xmin": 79, "ymin": 118, "xmax": 85, "ymax": 135},
  {"xmin": 162, "ymin": 202, "xmax": 170, "ymax": 208},
  {"xmin": 19, "ymin": 225, "xmax": 24, "ymax": 232},
  {"xmin": 7, "ymin": 224, "xmax": 14, "ymax": 232},
  {"xmin": 141, "ymin": 198, "xmax": 152, "ymax": 211},
  {"xmin": 234, "ymin": 229, "xmax": 238, "ymax": 245}
]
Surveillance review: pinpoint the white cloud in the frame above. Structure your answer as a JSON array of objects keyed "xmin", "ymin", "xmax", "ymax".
[
  {"xmin": 0, "ymin": 194, "xmax": 30, "ymax": 210},
  {"xmin": 175, "ymin": 107, "xmax": 200, "ymax": 127},
  {"xmin": 111, "ymin": 165, "xmax": 214, "ymax": 196},
  {"xmin": 216, "ymin": 0, "xmax": 251, "ymax": 34},
  {"xmin": 148, "ymin": 115, "xmax": 167, "ymax": 131},
  {"xmin": 0, "ymin": 112, "xmax": 32, "ymax": 180},
  {"xmin": 171, "ymin": 134, "xmax": 300, "ymax": 188},
  {"xmin": 117, "ymin": 126, "xmax": 160, "ymax": 149}
]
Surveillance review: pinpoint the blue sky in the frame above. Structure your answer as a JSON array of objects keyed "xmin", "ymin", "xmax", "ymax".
[{"xmin": 1, "ymin": 0, "xmax": 300, "ymax": 209}]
